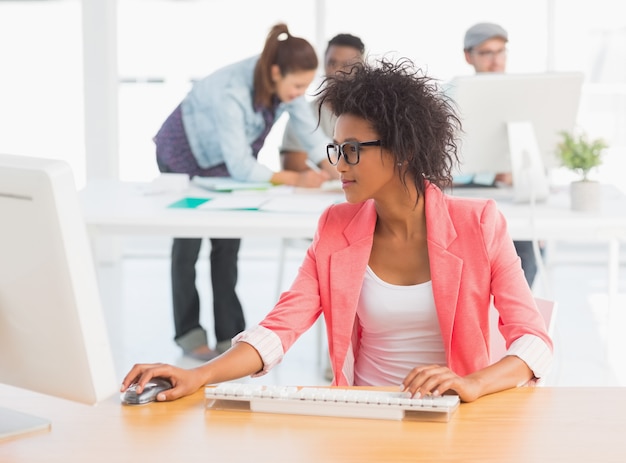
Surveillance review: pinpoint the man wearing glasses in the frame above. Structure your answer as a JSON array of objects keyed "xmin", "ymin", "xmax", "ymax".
[{"xmin": 463, "ymin": 22, "xmax": 508, "ymax": 73}]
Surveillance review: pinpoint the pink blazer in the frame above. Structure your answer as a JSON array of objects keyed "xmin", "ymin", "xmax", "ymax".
[{"xmin": 259, "ymin": 183, "xmax": 553, "ymax": 386}]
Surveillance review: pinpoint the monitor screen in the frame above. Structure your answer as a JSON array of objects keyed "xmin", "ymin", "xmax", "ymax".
[
  {"xmin": 0, "ymin": 154, "xmax": 118, "ymax": 440},
  {"xmin": 447, "ymin": 72, "xmax": 584, "ymax": 178}
]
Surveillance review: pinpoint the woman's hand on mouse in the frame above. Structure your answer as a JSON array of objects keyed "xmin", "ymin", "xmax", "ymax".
[{"xmin": 121, "ymin": 363, "xmax": 205, "ymax": 402}]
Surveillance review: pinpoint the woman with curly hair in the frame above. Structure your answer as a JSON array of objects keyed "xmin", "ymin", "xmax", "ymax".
[{"xmin": 123, "ymin": 58, "xmax": 552, "ymax": 403}]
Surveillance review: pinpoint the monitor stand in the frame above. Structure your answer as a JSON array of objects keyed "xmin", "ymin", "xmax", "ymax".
[
  {"xmin": 0, "ymin": 407, "xmax": 50, "ymax": 441},
  {"xmin": 507, "ymin": 121, "xmax": 550, "ymax": 204}
]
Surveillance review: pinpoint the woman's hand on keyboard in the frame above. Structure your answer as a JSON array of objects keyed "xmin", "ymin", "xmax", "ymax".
[{"xmin": 401, "ymin": 364, "xmax": 481, "ymax": 403}]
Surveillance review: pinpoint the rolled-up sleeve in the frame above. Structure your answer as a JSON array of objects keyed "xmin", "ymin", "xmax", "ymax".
[
  {"xmin": 232, "ymin": 325, "xmax": 284, "ymax": 377},
  {"xmin": 507, "ymin": 334, "xmax": 553, "ymax": 380}
]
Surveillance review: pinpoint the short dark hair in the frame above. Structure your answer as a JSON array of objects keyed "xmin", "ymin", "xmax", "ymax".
[
  {"xmin": 317, "ymin": 58, "xmax": 460, "ymax": 196},
  {"xmin": 326, "ymin": 33, "xmax": 365, "ymax": 56}
]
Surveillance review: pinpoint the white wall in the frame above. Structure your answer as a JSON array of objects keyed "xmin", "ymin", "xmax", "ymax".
[{"xmin": 0, "ymin": 1, "xmax": 85, "ymax": 182}]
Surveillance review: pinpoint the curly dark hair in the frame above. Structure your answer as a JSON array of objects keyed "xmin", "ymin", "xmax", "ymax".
[{"xmin": 316, "ymin": 57, "xmax": 461, "ymax": 198}]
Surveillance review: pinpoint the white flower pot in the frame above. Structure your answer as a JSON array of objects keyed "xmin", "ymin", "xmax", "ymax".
[{"xmin": 569, "ymin": 180, "xmax": 601, "ymax": 212}]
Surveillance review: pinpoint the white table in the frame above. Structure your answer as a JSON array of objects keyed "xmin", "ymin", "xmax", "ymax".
[
  {"xmin": 80, "ymin": 180, "xmax": 343, "ymax": 239},
  {"xmin": 81, "ymin": 180, "xmax": 626, "ymax": 239},
  {"xmin": 80, "ymin": 180, "xmax": 626, "ymax": 305}
]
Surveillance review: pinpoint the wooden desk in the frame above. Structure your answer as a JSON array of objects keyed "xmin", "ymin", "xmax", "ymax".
[{"xmin": 2, "ymin": 385, "xmax": 625, "ymax": 462}]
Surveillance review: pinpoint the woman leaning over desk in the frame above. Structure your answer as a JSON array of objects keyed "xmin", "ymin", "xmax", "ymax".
[
  {"xmin": 124, "ymin": 57, "xmax": 553, "ymax": 403},
  {"xmin": 152, "ymin": 23, "xmax": 333, "ymax": 362}
]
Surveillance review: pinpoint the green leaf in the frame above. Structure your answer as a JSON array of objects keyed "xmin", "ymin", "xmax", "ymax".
[{"xmin": 556, "ymin": 130, "xmax": 607, "ymax": 181}]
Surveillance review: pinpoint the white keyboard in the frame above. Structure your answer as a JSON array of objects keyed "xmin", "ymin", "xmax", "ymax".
[{"xmin": 205, "ymin": 383, "xmax": 460, "ymax": 422}]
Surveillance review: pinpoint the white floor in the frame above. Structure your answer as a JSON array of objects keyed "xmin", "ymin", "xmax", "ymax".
[{"xmin": 97, "ymin": 236, "xmax": 626, "ymax": 388}]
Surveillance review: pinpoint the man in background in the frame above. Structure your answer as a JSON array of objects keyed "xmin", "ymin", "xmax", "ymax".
[
  {"xmin": 462, "ymin": 22, "xmax": 540, "ymax": 289},
  {"xmin": 463, "ymin": 22, "xmax": 508, "ymax": 74},
  {"xmin": 280, "ymin": 33, "xmax": 366, "ymax": 171}
]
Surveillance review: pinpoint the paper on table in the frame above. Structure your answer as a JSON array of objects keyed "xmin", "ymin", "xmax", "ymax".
[
  {"xmin": 192, "ymin": 176, "xmax": 272, "ymax": 192},
  {"xmin": 259, "ymin": 195, "xmax": 340, "ymax": 213},
  {"xmin": 196, "ymin": 194, "xmax": 340, "ymax": 213},
  {"xmin": 196, "ymin": 195, "xmax": 269, "ymax": 210}
]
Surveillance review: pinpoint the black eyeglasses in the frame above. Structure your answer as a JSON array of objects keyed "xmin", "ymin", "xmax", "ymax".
[{"xmin": 326, "ymin": 140, "xmax": 382, "ymax": 165}]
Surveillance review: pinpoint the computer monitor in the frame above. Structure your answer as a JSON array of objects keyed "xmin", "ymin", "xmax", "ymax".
[
  {"xmin": 0, "ymin": 154, "xmax": 118, "ymax": 440},
  {"xmin": 448, "ymin": 72, "xmax": 584, "ymax": 201}
]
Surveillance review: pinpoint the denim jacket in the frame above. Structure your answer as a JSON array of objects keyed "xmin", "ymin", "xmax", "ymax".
[{"xmin": 181, "ymin": 55, "xmax": 328, "ymax": 182}]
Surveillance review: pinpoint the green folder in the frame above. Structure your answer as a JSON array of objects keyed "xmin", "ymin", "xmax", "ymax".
[{"xmin": 167, "ymin": 197, "xmax": 210, "ymax": 209}]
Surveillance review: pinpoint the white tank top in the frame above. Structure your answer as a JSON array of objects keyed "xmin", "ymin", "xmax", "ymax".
[{"xmin": 353, "ymin": 266, "xmax": 447, "ymax": 386}]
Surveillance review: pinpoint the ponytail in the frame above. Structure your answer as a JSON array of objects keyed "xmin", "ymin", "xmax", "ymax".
[{"xmin": 254, "ymin": 23, "xmax": 318, "ymax": 108}]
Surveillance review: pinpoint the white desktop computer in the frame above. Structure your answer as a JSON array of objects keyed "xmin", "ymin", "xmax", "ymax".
[
  {"xmin": 448, "ymin": 72, "xmax": 584, "ymax": 202},
  {"xmin": 0, "ymin": 154, "xmax": 118, "ymax": 440}
]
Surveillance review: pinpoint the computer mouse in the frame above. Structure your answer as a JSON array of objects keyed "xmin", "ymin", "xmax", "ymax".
[{"xmin": 121, "ymin": 377, "xmax": 173, "ymax": 405}]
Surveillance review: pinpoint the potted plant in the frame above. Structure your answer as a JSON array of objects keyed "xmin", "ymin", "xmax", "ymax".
[{"xmin": 556, "ymin": 130, "xmax": 607, "ymax": 211}]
